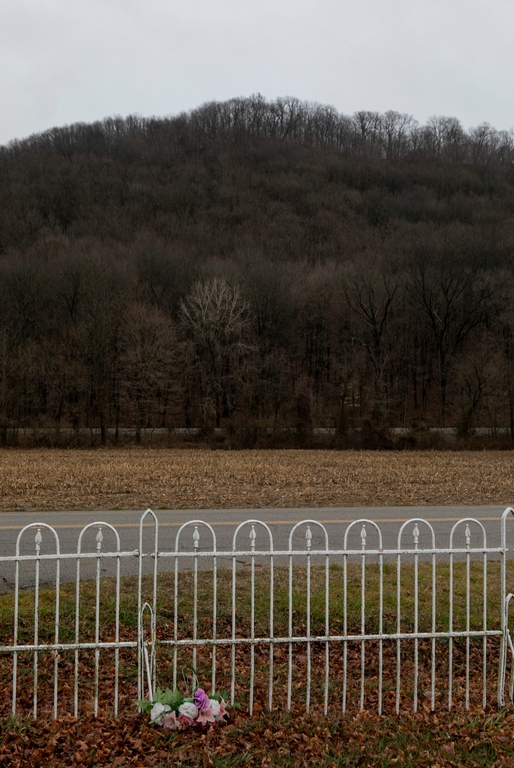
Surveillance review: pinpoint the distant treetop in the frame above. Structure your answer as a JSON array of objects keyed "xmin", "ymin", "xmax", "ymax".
[{"xmin": 2, "ymin": 94, "xmax": 513, "ymax": 167}]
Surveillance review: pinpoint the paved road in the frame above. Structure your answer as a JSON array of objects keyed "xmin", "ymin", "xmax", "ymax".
[{"xmin": 1, "ymin": 505, "xmax": 512, "ymax": 590}]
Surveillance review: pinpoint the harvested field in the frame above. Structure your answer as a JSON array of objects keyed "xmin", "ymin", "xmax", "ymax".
[{"xmin": 0, "ymin": 449, "xmax": 513, "ymax": 511}]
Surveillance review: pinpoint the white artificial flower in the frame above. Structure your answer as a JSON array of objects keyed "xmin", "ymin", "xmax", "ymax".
[
  {"xmin": 209, "ymin": 699, "xmax": 221, "ymax": 717},
  {"xmin": 150, "ymin": 702, "xmax": 171, "ymax": 724},
  {"xmin": 178, "ymin": 701, "xmax": 199, "ymax": 719}
]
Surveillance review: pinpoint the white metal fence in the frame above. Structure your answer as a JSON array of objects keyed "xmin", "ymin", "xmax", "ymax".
[{"xmin": 2, "ymin": 508, "xmax": 514, "ymax": 720}]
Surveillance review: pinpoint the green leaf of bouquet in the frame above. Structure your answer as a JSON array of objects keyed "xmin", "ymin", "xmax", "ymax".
[
  {"xmin": 135, "ymin": 700, "xmax": 152, "ymax": 713},
  {"xmin": 154, "ymin": 687, "xmax": 164, "ymax": 703},
  {"xmin": 210, "ymin": 691, "xmax": 230, "ymax": 709},
  {"xmin": 166, "ymin": 689, "xmax": 184, "ymax": 710}
]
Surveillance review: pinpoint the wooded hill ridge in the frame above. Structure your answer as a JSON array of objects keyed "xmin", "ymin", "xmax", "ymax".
[{"xmin": 1, "ymin": 95, "xmax": 514, "ymax": 447}]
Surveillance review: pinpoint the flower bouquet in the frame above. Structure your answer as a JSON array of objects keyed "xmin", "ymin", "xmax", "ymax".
[{"xmin": 136, "ymin": 686, "xmax": 230, "ymax": 730}]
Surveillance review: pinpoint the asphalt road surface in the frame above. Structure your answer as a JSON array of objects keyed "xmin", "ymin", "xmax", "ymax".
[{"xmin": 1, "ymin": 505, "xmax": 512, "ymax": 590}]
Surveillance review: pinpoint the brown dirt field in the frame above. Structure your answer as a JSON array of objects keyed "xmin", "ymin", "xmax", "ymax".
[{"xmin": 0, "ymin": 448, "xmax": 513, "ymax": 511}]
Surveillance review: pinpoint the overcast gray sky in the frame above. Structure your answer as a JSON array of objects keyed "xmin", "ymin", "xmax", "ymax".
[{"xmin": 1, "ymin": 0, "xmax": 513, "ymax": 146}]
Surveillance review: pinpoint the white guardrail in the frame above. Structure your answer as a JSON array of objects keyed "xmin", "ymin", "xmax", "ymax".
[{"xmin": 3, "ymin": 509, "xmax": 514, "ymax": 720}]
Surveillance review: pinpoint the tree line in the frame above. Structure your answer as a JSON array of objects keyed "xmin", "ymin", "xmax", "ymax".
[{"xmin": 0, "ymin": 96, "xmax": 513, "ymax": 446}]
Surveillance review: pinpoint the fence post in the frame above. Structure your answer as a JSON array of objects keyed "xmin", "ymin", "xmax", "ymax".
[
  {"xmin": 137, "ymin": 510, "xmax": 158, "ymax": 704},
  {"xmin": 498, "ymin": 507, "xmax": 514, "ymax": 706}
]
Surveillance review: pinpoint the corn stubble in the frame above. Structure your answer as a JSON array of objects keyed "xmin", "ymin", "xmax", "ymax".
[{"xmin": 0, "ymin": 448, "xmax": 513, "ymax": 511}]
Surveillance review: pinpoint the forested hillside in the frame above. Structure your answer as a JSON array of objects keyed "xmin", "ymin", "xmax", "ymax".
[{"xmin": 1, "ymin": 95, "xmax": 514, "ymax": 446}]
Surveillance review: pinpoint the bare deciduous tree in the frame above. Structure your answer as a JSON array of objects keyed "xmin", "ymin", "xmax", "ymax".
[
  {"xmin": 180, "ymin": 278, "xmax": 251, "ymax": 428},
  {"xmin": 120, "ymin": 304, "xmax": 178, "ymax": 444}
]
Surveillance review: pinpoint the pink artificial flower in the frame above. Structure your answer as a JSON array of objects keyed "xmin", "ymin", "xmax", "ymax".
[
  {"xmin": 177, "ymin": 713, "xmax": 194, "ymax": 727},
  {"xmin": 194, "ymin": 688, "xmax": 211, "ymax": 712},
  {"xmin": 161, "ymin": 711, "xmax": 180, "ymax": 730},
  {"xmin": 196, "ymin": 707, "xmax": 216, "ymax": 726},
  {"xmin": 218, "ymin": 698, "xmax": 228, "ymax": 719}
]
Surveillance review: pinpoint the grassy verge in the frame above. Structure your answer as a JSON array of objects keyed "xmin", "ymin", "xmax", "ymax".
[
  {"xmin": 3, "ymin": 559, "xmax": 511, "ymax": 642},
  {"xmin": 5, "ymin": 557, "xmax": 512, "ymax": 624}
]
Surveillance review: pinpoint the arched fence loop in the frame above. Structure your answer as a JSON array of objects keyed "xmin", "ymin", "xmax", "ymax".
[
  {"xmin": 75, "ymin": 522, "xmax": 122, "ymax": 717},
  {"xmin": 169, "ymin": 521, "xmax": 217, "ymax": 690},
  {"xmin": 343, "ymin": 520, "xmax": 384, "ymax": 713},
  {"xmin": 396, "ymin": 519, "xmax": 436, "ymax": 714},
  {"xmin": 14, "ymin": 523, "xmax": 60, "ymax": 719},
  {"xmin": 231, "ymin": 520, "xmax": 274, "ymax": 714},
  {"xmin": 2, "ymin": 508, "xmax": 514, "ymax": 720},
  {"xmin": 287, "ymin": 521, "xmax": 330, "ymax": 714}
]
